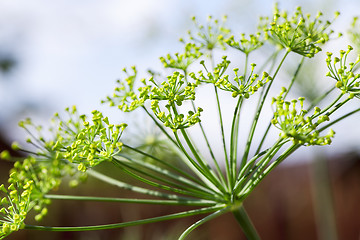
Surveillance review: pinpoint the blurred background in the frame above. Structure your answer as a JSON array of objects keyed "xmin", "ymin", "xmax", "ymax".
[{"xmin": 1, "ymin": 0, "xmax": 360, "ymax": 239}]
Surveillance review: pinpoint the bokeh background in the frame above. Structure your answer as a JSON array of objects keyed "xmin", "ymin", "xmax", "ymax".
[{"xmin": 1, "ymin": 0, "xmax": 360, "ymax": 239}]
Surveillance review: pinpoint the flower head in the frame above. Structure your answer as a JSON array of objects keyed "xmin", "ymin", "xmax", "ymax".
[
  {"xmin": 160, "ymin": 43, "xmax": 202, "ymax": 71},
  {"xmin": 0, "ymin": 180, "xmax": 34, "ymax": 239},
  {"xmin": 62, "ymin": 110, "xmax": 127, "ymax": 172},
  {"xmin": 271, "ymin": 89, "xmax": 334, "ymax": 145},
  {"xmin": 190, "ymin": 57, "xmax": 271, "ymax": 98},
  {"xmin": 226, "ymin": 32, "xmax": 264, "ymax": 55},
  {"xmin": 103, "ymin": 66, "xmax": 146, "ymax": 112},
  {"xmin": 264, "ymin": 4, "xmax": 338, "ymax": 57},
  {"xmin": 188, "ymin": 15, "xmax": 230, "ymax": 51},
  {"xmin": 326, "ymin": 46, "xmax": 360, "ymax": 99}
]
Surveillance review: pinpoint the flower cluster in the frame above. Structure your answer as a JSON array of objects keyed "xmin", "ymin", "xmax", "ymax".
[
  {"xmin": 151, "ymin": 101, "xmax": 203, "ymax": 131},
  {"xmin": 19, "ymin": 107, "xmax": 121, "ymax": 172},
  {"xmin": 326, "ymin": 46, "xmax": 360, "ymax": 98},
  {"xmin": 190, "ymin": 57, "xmax": 271, "ymax": 98},
  {"xmin": 226, "ymin": 33, "xmax": 264, "ymax": 55},
  {"xmin": 146, "ymin": 71, "xmax": 198, "ymax": 104},
  {"xmin": 264, "ymin": 4, "xmax": 338, "ymax": 57},
  {"xmin": 0, "ymin": 179, "xmax": 34, "ymax": 239},
  {"xmin": 0, "ymin": 106, "xmax": 126, "ymax": 236},
  {"xmin": 103, "ymin": 66, "xmax": 145, "ymax": 112},
  {"xmin": 107, "ymin": 68, "xmax": 202, "ymax": 131},
  {"xmin": 60, "ymin": 110, "xmax": 127, "ymax": 172},
  {"xmin": 17, "ymin": 108, "xmax": 90, "ymax": 178},
  {"xmin": 188, "ymin": 15, "xmax": 230, "ymax": 51},
  {"xmin": 271, "ymin": 89, "xmax": 335, "ymax": 145},
  {"xmin": 159, "ymin": 43, "xmax": 202, "ymax": 71},
  {"xmin": 9, "ymin": 156, "xmax": 56, "ymax": 222},
  {"xmin": 2, "ymin": 4, "xmax": 359, "ymax": 239},
  {"xmin": 148, "ymin": 72, "xmax": 202, "ymax": 130}
]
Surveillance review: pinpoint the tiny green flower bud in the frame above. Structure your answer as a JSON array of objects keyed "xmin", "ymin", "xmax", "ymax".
[
  {"xmin": 11, "ymin": 142, "xmax": 21, "ymax": 151},
  {"xmin": 0, "ymin": 150, "xmax": 10, "ymax": 160}
]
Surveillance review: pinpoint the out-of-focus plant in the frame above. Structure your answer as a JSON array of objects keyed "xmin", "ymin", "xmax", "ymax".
[{"xmin": 1, "ymin": 4, "xmax": 360, "ymax": 240}]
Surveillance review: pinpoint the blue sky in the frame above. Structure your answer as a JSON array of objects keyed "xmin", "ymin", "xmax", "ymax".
[{"xmin": 1, "ymin": 0, "xmax": 360, "ymax": 161}]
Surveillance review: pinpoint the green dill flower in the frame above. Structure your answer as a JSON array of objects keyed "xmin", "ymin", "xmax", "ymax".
[
  {"xmin": 148, "ymin": 71, "xmax": 198, "ymax": 104},
  {"xmin": 106, "ymin": 67, "xmax": 202, "ymax": 131},
  {"xmin": 0, "ymin": 106, "xmax": 126, "ymax": 235},
  {"xmin": 9, "ymin": 156, "xmax": 58, "ymax": 221},
  {"xmin": 264, "ymin": 4, "xmax": 338, "ymax": 57},
  {"xmin": 62, "ymin": 110, "xmax": 127, "ymax": 172},
  {"xmin": 151, "ymin": 101, "xmax": 203, "ymax": 131},
  {"xmin": 147, "ymin": 72, "xmax": 202, "ymax": 130},
  {"xmin": 0, "ymin": 151, "xmax": 10, "ymax": 161},
  {"xmin": 159, "ymin": 43, "xmax": 202, "ymax": 71},
  {"xmin": 190, "ymin": 57, "xmax": 271, "ymax": 98},
  {"xmin": 16, "ymin": 106, "xmax": 125, "ymax": 181},
  {"xmin": 0, "ymin": 180, "xmax": 34, "ymax": 239},
  {"xmin": 188, "ymin": 15, "xmax": 230, "ymax": 51},
  {"xmin": 326, "ymin": 46, "xmax": 360, "ymax": 98},
  {"xmin": 226, "ymin": 32, "xmax": 264, "ymax": 55},
  {"xmin": 2, "ymin": 5, "xmax": 360, "ymax": 239},
  {"xmin": 271, "ymin": 90, "xmax": 334, "ymax": 145},
  {"xmin": 103, "ymin": 66, "xmax": 147, "ymax": 112}
]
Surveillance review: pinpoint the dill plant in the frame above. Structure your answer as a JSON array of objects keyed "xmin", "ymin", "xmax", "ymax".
[{"xmin": 1, "ymin": 4, "xmax": 360, "ymax": 240}]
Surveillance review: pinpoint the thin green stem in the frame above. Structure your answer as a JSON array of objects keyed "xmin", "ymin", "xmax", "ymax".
[
  {"xmin": 241, "ymin": 143, "xmax": 300, "ymax": 199},
  {"xmin": 111, "ymin": 158, "xmax": 219, "ymax": 201},
  {"xmin": 111, "ymin": 157, "xmax": 220, "ymax": 200},
  {"xmin": 162, "ymin": 136, "xmax": 220, "ymax": 191},
  {"xmin": 24, "ymin": 205, "xmax": 225, "ymax": 232},
  {"xmin": 192, "ymin": 96, "xmax": 226, "ymax": 186},
  {"xmin": 142, "ymin": 106, "xmax": 178, "ymax": 147},
  {"xmin": 241, "ymin": 50, "xmax": 289, "ymax": 169},
  {"xmin": 318, "ymin": 107, "xmax": 360, "ymax": 133},
  {"xmin": 114, "ymin": 153, "xmax": 214, "ymax": 195},
  {"xmin": 256, "ymin": 56, "xmax": 305, "ymax": 154},
  {"xmin": 244, "ymin": 53, "xmax": 249, "ymax": 80},
  {"xmin": 173, "ymin": 131, "xmax": 222, "ymax": 193},
  {"xmin": 170, "ymin": 103, "xmax": 225, "ymax": 193},
  {"xmin": 122, "ymin": 143, "xmax": 203, "ymax": 186},
  {"xmin": 214, "ymin": 85, "xmax": 231, "ymax": 189},
  {"xmin": 321, "ymin": 96, "xmax": 350, "ymax": 117},
  {"xmin": 236, "ymin": 139, "xmax": 285, "ymax": 196},
  {"xmin": 229, "ymin": 96, "xmax": 243, "ymax": 188},
  {"xmin": 258, "ymin": 49, "xmax": 281, "ymax": 73},
  {"xmin": 241, "ymin": 101, "xmax": 359, "ymax": 199},
  {"xmin": 87, "ymin": 169, "xmax": 209, "ymax": 201},
  {"xmin": 44, "ymin": 194, "xmax": 216, "ymax": 206},
  {"xmin": 307, "ymin": 86, "xmax": 336, "ymax": 111},
  {"xmin": 178, "ymin": 127, "xmax": 226, "ymax": 193},
  {"xmin": 228, "ymin": 54, "xmax": 249, "ymax": 188},
  {"xmin": 233, "ymin": 206, "xmax": 261, "ymax": 240},
  {"xmin": 184, "ymin": 69, "xmax": 227, "ymax": 188},
  {"xmin": 179, "ymin": 206, "xmax": 231, "ymax": 240},
  {"xmin": 237, "ymin": 149, "xmax": 268, "ymax": 181},
  {"xmin": 234, "ymin": 152, "xmax": 270, "ymax": 194},
  {"xmin": 312, "ymin": 93, "xmax": 344, "ymax": 119}
]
